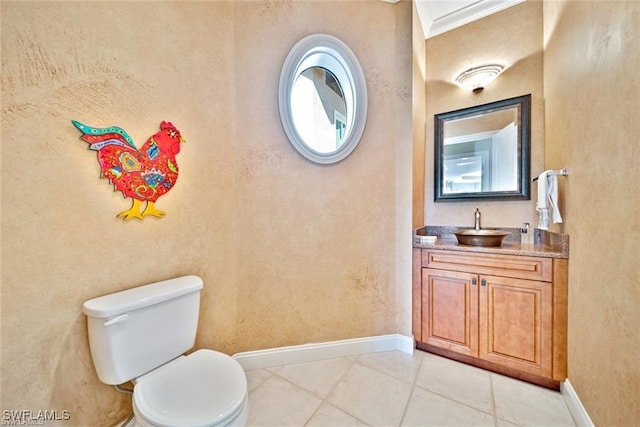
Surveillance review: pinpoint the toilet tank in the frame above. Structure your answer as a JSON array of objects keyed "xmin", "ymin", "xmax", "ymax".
[{"xmin": 82, "ymin": 275, "xmax": 203, "ymax": 385}]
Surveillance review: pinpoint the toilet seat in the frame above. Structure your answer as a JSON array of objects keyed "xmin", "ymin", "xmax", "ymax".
[{"xmin": 133, "ymin": 349, "xmax": 247, "ymax": 427}]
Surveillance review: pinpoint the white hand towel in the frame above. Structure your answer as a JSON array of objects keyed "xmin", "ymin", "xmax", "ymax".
[
  {"xmin": 536, "ymin": 171, "xmax": 550, "ymax": 230},
  {"xmin": 536, "ymin": 170, "xmax": 563, "ymax": 230},
  {"xmin": 547, "ymin": 173, "xmax": 563, "ymax": 224}
]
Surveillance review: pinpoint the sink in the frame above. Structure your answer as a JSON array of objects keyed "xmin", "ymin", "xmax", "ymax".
[{"xmin": 453, "ymin": 229, "xmax": 510, "ymax": 247}]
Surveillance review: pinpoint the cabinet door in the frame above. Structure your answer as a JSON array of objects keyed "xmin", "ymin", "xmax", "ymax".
[
  {"xmin": 421, "ymin": 268, "xmax": 478, "ymax": 357},
  {"xmin": 479, "ymin": 275, "xmax": 552, "ymax": 377}
]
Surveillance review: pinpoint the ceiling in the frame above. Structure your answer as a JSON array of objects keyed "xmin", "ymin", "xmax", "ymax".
[{"xmin": 413, "ymin": 0, "xmax": 526, "ymax": 39}]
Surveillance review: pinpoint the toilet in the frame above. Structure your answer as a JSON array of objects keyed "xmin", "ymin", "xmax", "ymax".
[{"xmin": 82, "ymin": 275, "xmax": 248, "ymax": 427}]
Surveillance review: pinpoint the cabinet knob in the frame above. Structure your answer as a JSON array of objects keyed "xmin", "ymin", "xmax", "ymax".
[
  {"xmin": 481, "ymin": 279, "xmax": 486, "ymax": 286},
  {"xmin": 472, "ymin": 278, "xmax": 477, "ymax": 286}
]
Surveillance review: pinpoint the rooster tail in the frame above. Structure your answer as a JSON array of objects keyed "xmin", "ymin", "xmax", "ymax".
[{"xmin": 71, "ymin": 120, "xmax": 138, "ymax": 150}]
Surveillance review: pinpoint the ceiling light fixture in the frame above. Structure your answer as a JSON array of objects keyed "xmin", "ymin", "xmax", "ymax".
[{"xmin": 455, "ymin": 63, "xmax": 505, "ymax": 92}]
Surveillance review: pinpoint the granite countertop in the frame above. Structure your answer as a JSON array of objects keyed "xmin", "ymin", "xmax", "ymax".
[{"xmin": 414, "ymin": 226, "xmax": 569, "ymax": 259}]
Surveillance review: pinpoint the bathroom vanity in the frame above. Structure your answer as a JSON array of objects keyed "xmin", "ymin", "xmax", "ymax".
[{"xmin": 412, "ymin": 227, "xmax": 568, "ymax": 389}]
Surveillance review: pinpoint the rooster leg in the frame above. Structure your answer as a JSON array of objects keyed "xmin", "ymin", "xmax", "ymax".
[
  {"xmin": 116, "ymin": 199, "xmax": 144, "ymax": 221},
  {"xmin": 142, "ymin": 201, "xmax": 166, "ymax": 218}
]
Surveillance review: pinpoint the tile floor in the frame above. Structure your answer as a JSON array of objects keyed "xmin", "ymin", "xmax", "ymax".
[{"xmin": 245, "ymin": 349, "xmax": 576, "ymax": 427}]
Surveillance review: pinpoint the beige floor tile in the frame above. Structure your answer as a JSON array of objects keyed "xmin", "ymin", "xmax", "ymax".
[
  {"xmin": 492, "ymin": 373, "xmax": 575, "ymax": 426},
  {"xmin": 328, "ymin": 362, "xmax": 413, "ymax": 427},
  {"xmin": 245, "ymin": 369, "xmax": 273, "ymax": 393},
  {"xmin": 276, "ymin": 357, "xmax": 353, "ymax": 398},
  {"xmin": 357, "ymin": 350, "xmax": 423, "ymax": 384},
  {"xmin": 305, "ymin": 402, "xmax": 370, "ymax": 426},
  {"xmin": 496, "ymin": 417, "xmax": 520, "ymax": 426},
  {"xmin": 401, "ymin": 386, "xmax": 496, "ymax": 426},
  {"xmin": 243, "ymin": 350, "xmax": 576, "ymax": 427},
  {"xmin": 415, "ymin": 353, "xmax": 493, "ymax": 414},
  {"xmin": 247, "ymin": 375, "xmax": 321, "ymax": 426}
]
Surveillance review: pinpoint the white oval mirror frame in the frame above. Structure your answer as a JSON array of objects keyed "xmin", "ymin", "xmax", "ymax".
[{"xmin": 279, "ymin": 34, "xmax": 368, "ymax": 164}]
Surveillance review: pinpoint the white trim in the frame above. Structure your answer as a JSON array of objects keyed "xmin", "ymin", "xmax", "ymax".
[
  {"xmin": 232, "ymin": 334, "xmax": 414, "ymax": 371},
  {"xmin": 416, "ymin": 0, "xmax": 526, "ymax": 39},
  {"xmin": 561, "ymin": 379, "xmax": 595, "ymax": 427}
]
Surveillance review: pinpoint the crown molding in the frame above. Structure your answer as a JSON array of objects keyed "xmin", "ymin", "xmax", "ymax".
[{"xmin": 416, "ymin": 0, "xmax": 526, "ymax": 39}]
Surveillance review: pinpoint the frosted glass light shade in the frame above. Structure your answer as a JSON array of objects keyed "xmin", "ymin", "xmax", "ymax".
[{"xmin": 455, "ymin": 64, "xmax": 505, "ymax": 92}]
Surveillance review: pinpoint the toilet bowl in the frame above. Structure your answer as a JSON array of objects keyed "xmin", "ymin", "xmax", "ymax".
[
  {"xmin": 132, "ymin": 350, "xmax": 248, "ymax": 427},
  {"xmin": 82, "ymin": 276, "xmax": 248, "ymax": 427}
]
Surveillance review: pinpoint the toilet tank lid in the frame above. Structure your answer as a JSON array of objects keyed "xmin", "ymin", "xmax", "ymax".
[{"xmin": 83, "ymin": 275, "xmax": 203, "ymax": 318}]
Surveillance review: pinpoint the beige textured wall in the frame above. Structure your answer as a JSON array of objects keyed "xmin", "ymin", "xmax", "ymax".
[
  {"xmin": 412, "ymin": 2, "xmax": 426, "ymax": 229},
  {"xmin": 543, "ymin": 1, "xmax": 640, "ymax": 424},
  {"xmin": 232, "ymin": 0, "xmax": 412, "ymax": 351},
  {"xmin": 0, "ymin": 1, "xmax": 412, "ymax": 424},
  {"xmin": 1, "ymin": 2, "xmax": 237, "ymax": 424},
  {"xmin": 422, "ymin": 1, "xmax": 544, "ymax": 228}
]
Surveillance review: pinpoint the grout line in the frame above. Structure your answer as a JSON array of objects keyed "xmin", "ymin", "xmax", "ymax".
[
  {"xmin": 249, "ymin": 348, "xmax": 574, "ymax": 426},
  {"xmin": 414, "ymin": 350, "xmax": 499, "ymax": 420},
  {"xmin": 271, "ymin": 356, "xmax": 364, "ymax": 426},
  {"xmin": 398, "ymin": 350, "xmax": 426, "ymax": 425},
  {"xmin": 409, "ymin": 351, "xmax": 423, "ymax": 385},
  {"xmin": 398, "ymin": 386, "xmax": 416, "ymax": 426},
  {"xmin": 264, "ymin": 368, "xmax": 324, "ymax": 427},
  {"xmin": 411, "ymin": 380, "xmax": 496, "ymax": 419},
  {"xmin": 246, "ymin": 368, "xmax": 275, "ymax": 395},
  {"xmin": 321, "ymin": 356, "xmax": 359, "ymax": 411},
  {"xmin": 409, "ymin": 350, "xmax": 499, "ymax": 423},
  {"xmin": 300, "ymin": 396, "xmax": 325, "ymax": 427},
  {"xmin": 357, "ymin": 350, "xmax": 425, "ymax": 386},
  {"xmin": 490, "ymin": 372, "xmax": 499, "ymax": 427}
]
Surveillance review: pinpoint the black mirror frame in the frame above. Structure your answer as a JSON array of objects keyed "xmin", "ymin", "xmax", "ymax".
[{"xmin": 434, "ymin": 94, "xmax": 531, "ymax": 202}]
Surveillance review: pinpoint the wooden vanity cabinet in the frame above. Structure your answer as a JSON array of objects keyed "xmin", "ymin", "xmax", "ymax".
[
  {"xmin": 420, "ymin": 268, "xmax": 479, "ymax": 357},
  {"xmin": 413, "ymin": 249, "xmax": 567, "ymax": 388}
]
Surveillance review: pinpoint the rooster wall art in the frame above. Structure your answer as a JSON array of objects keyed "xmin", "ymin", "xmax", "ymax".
[{"xmin": 72, "ymin": 120, "xmax": 185, "ymax": 221}]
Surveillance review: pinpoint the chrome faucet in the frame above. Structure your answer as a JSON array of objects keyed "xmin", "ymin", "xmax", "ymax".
[{"xmin": 474, "ymin": 208, "xmax": 481, "ymax": 231}]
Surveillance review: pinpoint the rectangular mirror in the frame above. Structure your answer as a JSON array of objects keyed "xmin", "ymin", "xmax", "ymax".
[{"xmin": 434, "ymin": 94, "xmax": 531, "ymax": 202}]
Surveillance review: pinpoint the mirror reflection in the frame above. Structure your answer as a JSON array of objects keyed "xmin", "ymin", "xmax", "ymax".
[
  {"xmin": 434, "ymin": 94, "xmax": 531, "ymax": 201},
  {"xmin": 443, "ymin": 107, "xmax": 518, "ymax": 193},
  {"xmin": 291, "ymin": 67, "xmax": 347, "ymax": 154}
]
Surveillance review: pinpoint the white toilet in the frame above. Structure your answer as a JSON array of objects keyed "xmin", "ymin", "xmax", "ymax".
[{"xmin": 82, "ymin": 275, "xmax": 248, "ymax": 427}]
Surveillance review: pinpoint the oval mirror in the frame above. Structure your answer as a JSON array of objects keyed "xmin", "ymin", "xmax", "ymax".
[{"xmin": 279, "ymin": 34, "xmax": 367, "ymax": 164}]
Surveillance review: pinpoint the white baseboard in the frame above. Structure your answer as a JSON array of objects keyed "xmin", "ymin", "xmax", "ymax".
[
  {"xmin": 561, "ymin": 379, "xmax": 595, "ymax": 427},
  {"xmin": 232, "ymin": 334, "xmax": 414, "ymax": 371}
]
